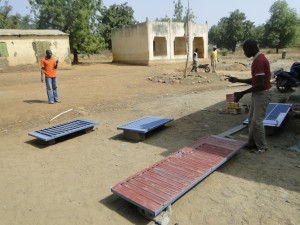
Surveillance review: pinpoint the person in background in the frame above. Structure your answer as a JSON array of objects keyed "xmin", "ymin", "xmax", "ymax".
[
  {"xmin": 227, "ymin": 39, "xmax": 271, "ymax": 153},
  {"xmin": 41, "ymin": 50, "xmax": 60, "ymax": 104},
  {"xmin": 210, "ymin": 47, "xmax": 218, "ymax": 73},
  {"xmin": 191, "ymin": 48, "xmax": 198, "ymax": 72}
]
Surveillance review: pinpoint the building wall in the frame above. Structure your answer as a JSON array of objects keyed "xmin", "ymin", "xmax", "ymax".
[
  {"xmin": 149, "ymin": 21, "xmax": 171, "ymax": 61},
  {"xmin": 111, "ymin": 22, "xmax": 149, "ymax": 65},
  {"xmin": 111, "ymin": 19, "xmax": 208, "ymax": 65},
  {"xmin": 190, "ymin": 22, "xmax": 208, "ymax": 59},
  {"xmin": 0, "ymin": 35, "xmax": 71, "ymax": 72}
]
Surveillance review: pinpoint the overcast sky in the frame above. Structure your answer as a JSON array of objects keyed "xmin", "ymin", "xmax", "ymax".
[{"xmin": 7, "ymin": 0, "xmax": 300, "ymax": 28}]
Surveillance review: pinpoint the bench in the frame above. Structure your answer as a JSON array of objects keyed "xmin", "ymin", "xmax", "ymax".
[
  {"xmin": 111, "ymin": 135, "xmax": 245, "ymax": 216},
  {"xmin": 29, "ymin": 119, "xmax": 99, "ymax": 144},
  {"xmin": 117, "ymin": 116, "xmax": 173, "ymax": 141}
]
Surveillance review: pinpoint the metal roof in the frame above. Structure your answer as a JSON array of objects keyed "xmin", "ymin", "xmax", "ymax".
[{"xmin": 0, "ymin": 29, "xmax": 68, "ymax": 36}]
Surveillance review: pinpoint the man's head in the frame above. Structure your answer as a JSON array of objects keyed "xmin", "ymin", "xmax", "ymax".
[
  {"xmin": 46, "ymin": 50, "xmax": 52, "ymax": 59},
  {"xmin": 243, "ymin": 39, "xmax": 259, "ymax": 58},
  {"xmin": 195, "ymin": 48, "xmax": 199, "ymax": 52},
  {"xmin": 213, "ymin": 47, "xmax": 217, "ymax": 51}
]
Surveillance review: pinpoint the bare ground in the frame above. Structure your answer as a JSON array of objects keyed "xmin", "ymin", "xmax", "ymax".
[{"xmin": 0, "ymin": 52, "xmax": 300, "ymax": 225}]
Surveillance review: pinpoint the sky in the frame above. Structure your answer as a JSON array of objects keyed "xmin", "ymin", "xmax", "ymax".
[{"xmin": 6, "ymin": 0, "xmax": 300, "ymax": 28}]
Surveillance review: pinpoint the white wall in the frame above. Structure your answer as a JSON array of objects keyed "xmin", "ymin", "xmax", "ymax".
[
  {"xmin": 111, "ymin": 20, "xmax": 208, "ymax": 65},
  {"xmin": 112, "ymin": 22, "xmax": 149, "ymax": 65},
  {"xmin": 0, "ymin": 35, "xmax": 71, "ymax": 71}
]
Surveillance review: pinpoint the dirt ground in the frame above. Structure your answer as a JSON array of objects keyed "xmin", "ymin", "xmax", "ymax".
[{"xmin": 0, "ymin": 51, "xmax": 300, "ymax": 225}]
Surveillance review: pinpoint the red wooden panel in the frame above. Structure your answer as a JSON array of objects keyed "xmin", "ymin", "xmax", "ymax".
[
  {"xmin": 134, "ymin": 176, "xmax": 180, "ymax": 194},
  {"xmin": 113, "ymin": 184, "xmax": 162, "ymax": 210},
  {"xmin": 153, "ymin": 166, "xmax": 194, "ymax": 183},
  {"xmin": 166, "ymin": 159, "xmax": 205, "ymax": 175},
  {"xmin": 111, "ymin": 135, "xmax": 245, "ymax": 216},
  {"xmin": 151, "ymin": 167, "xmax": 191, "ymax": 185},
  {"xmin": 122, "ymin": 182, "xmax": 166, "ymax": 204},
  {"xmin": 158, "ymin": 162, "xmax": 201, "ymax": 179},
  {"xmin": 144, "ymin": 171, "xmax": 187, "ymax": 189}
]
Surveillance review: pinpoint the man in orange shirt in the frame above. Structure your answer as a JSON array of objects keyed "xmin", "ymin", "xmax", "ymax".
[{"xmin": 41, "ymin": 50, "xmax": 59, "ymax": 104}]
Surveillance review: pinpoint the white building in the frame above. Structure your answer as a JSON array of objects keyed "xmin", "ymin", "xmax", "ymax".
[
  {"xmin": 111, "ymin": 19, "xmax": 208, "ymax": 65},
  {"xmin": 0, "ymin": 29, "xmax": 71, "ymax": 72}
]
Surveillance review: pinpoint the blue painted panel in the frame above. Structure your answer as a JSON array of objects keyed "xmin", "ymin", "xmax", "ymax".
[
  {"xmin": 243, "ymin": 103, "xmax": 292, "ymax": 127},
  {"xmin": 117, "ymin": 116, "xmax": 173, "ymax": 133},
  {"xmin": 29, "ymin": 119, "xmax": 99, "ymax": 141}
]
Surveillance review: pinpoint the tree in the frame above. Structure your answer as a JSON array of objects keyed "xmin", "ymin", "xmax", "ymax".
[
  {"xmin": 293, "ymin": 26, "xmax": 300, "ymax": 46},
  {"xmin": 29, "ymin": 0, "xmax": 106, "ymax": 64},
  {"xmin": 264, "ymin": 0, "xmax": 300, "ymax": 52},
  {"xmin": 172, "ymin": 0, "xmax": 184, "ymax": 22},
  {"xmin": 0, "ymin": 0, "xmax": 34, "ymax": 29},
  {"xmin": 254, "ymin": 25, "xmax": 266, "ymax": 47},
  {"xmin": 156, "ymin": 0, "xmax": 196, "ymax": 23},
  {"xmin": 208, "ymin": 10, "xmax": 255, "ymax": 52},
  {"xmin": 98, "ymin": 3, "xmax": 136, "ymax": 50},
  {"xmin": 0, "ymin": 1, "xmax": 12, "ymax": 28},
  {"xmin": 208, "ymin": 25, "xmax": 222, "ymax": 48}
]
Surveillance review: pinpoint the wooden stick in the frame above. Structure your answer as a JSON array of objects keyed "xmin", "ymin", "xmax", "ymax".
[
  {"xmin": 48, "ymin": 109, "xmax": 73, "ymax": 123},
  {"xmin": 227, "ymin": 83, "xmax": 248, "ymax": 87}
]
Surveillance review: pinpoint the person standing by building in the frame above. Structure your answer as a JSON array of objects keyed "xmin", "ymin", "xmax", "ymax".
[
  {"xmin": 41, "ymin": 50, "xmax": 59, "ymax": 104},
  {"xmin": 227, "ymin": 39, "xmax": 271, "ymax": 153},
  {"xmin": 210, "ymin": 47, "xmax": 218, "ymax": 73},
  {"xmin": 191, "ymin": 48, "xmax": 198, "ymax": 72}
]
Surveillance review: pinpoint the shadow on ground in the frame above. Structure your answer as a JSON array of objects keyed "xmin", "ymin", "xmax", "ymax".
[
  {"xmin": 23, "ymin": 99, "xmax": 49, "ymax": 104},
  {"xmin": 99, "ymin": 194, "xmax": 149, "ymax": 225},
  {"xmin": 115, "ymin": 87, "xmax": 300, "ymax": 195}
]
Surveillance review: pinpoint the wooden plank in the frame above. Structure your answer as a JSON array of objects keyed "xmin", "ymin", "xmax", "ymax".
[
  {"xmin": 128, "ymin": 179, "xmax": 172, "ymax": 200},
  {"xmin": 154, "ymin": 166, "xmax": 194, "ymax": 183},
  {"xmin": 139, "ymin": 173, "xmax": 184, "ymax": 193},
  {"xmin": 144, "ymin": 171, "xmax": 188, "ymax": 188},
  {"xmin": 121, "ymin": 183, "xmax": 166, "ymax": 204},
  {"xmin": 134, "ymin": 176, "xmax": 180, "ymax": 194},
  {"xmin": 218, "ymin": 124, "xmax": 248, "ymax": 137},
  {"xmin": 112, "ymin": 184, "xmax": 162, "ymax": 212}
]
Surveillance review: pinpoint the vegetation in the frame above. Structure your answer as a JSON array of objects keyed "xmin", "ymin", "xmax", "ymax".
[
  {"xmin": 1, "ymin": 0, "xmax": 300, "ymax": 59},
  {"xmin": 29, "ymin": 0, "xmax": 106, "ymax": 64},
  {"xmin": 209, "ymin": 0, "xmax": 300, "ymax": 52},
  {"xmin": 0, "ymin": 0, "xmax": 34, "ymax": 29},
  {"xmin": 156, "ymin": 0, "xmax": 196, "ymax": 23},
  {"xmin": 264, "ymin": 0, "xmax": 300, "ymax": 52},
  {"xmin": 209, "ymin": 10, "xmax": 255, "ymax": 52},
  {"xmin": 0, "ymin": 0, "xmax": 136, "ymax": 63},
  {"xmin": 97, "ymin": 3, "xmax": 136, "ymax": 50},
  {"xmin": 27, "ymin": 0, "xmax": 136, "ymax": 63}
]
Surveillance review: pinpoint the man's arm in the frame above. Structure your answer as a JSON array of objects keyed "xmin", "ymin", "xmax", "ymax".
[
  {"xmin": 40, "ymin": 67, "xmax": 44, "ymax": 83},
  {"xmin": 55, "ymin": 60, "xmax": 59, "ymax": 69},
  {"xmin": 233, "ymin": 75, "xmax": 266, "ymax": 102},
  {"xmin": 227, "ymin": 76, "xmax": 252, "ymax": 84}
]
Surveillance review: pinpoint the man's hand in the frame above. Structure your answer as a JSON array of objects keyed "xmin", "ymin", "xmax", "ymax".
[
  {"xmin": 225, "ymin": 75, "xmax": 238, "ymax": 83},
  {"xmin": 56, "ymin": 60, "xmax": 59, "ymax": 64},
  {"xmin": 234, "ymin": 92, "xmax": 244, "ymax": 102}
]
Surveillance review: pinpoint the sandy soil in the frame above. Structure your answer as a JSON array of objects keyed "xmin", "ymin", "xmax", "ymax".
[{"xmin": 0, "ymin": 53, "xmax": 300, "ymax": 225}]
